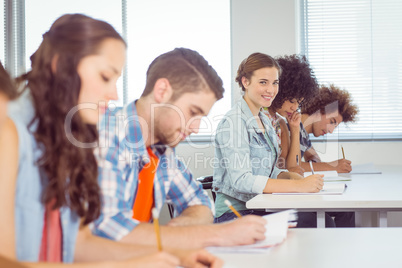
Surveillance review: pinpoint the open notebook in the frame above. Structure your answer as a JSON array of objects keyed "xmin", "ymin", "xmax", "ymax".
[
  {"xmin": 273, "ymin": 182, "xmax": 347, "ymax": 195},
  {"xmin": 207, "ymin": 210, "xmax": 297, "ymax": 253},
  {"xmin": 303, "ymin": 170, "xmax": 351, "ymax": 181}
]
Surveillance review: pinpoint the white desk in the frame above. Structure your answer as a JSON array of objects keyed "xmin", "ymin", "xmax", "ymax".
[
  {"xmin": 246, "ymin": 165, "xmax": 402, "ymax": 227},
  {"xmin": 215, "ymin": 228, "xmax": 402, "ymax": 268}
]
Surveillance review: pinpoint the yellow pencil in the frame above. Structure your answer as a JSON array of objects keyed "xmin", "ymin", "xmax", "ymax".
[
  {"xmin": 341, "ymin": 146, "xmax": 345, "ymax": 159},
  {"xmin": 152, "ymin": 208, "xmax": 163, "ymax": 251},
  {"xmin": 224, "ymin": 199, "xmax": 242, "ymax": 218}
]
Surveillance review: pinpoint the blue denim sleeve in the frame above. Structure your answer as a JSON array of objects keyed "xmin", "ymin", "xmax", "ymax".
[{"xmin": 214, "ymin": 116, "xmax": 269, "ymax": 197}]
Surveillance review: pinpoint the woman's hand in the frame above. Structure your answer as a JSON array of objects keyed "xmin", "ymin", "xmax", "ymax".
[
  {"xmin": 296, "ymin": 174, "xmax": 324, "ymax": 192},
  {"xmin": 287, "ymin": 111, "xmax": 301, "ymax": 132}
]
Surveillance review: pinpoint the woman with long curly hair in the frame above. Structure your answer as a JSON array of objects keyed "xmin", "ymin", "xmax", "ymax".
[
  {"xmin": 262, "ymin": 54, "xmax": 319, "ymax": 174},
  {"xmin": 0, "ymin": 14, "xmax": 221, "ymax": 268}
]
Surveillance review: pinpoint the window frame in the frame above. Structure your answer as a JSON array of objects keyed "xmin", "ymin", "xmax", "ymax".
[{"xmin": 299, "ymin": 0, "xmax": 402, "ymax": 142}]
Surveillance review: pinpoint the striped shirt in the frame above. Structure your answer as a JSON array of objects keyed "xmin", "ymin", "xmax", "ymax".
[
  {"xmin": 91, "ymin": 101, "xmax": 213, "ymax": 241},
  {"xmin": 299, "ymin": 122, "xmax": 312, "ymax": 158}
]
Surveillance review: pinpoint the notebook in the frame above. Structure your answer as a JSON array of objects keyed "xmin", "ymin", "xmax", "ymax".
[
  {"xmin": 345, "ymin": 163, "xmax": 382, "ymax": 174},
  {"xmin": 207, "ymin": 210, "xmax": 297, "ymax": 253},
  {"xmin": 273, "ymin": 183, "xmax": 347, "ymax": 195}
]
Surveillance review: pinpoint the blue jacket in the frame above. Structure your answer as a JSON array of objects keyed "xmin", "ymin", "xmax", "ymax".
[{"xmin": 213, "ymin": 98, "xmax": 286, "ymax": 203}]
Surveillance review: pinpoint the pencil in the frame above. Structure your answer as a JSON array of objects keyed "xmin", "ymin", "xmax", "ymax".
[
  {"xmin": 224, "ymin": 199, "xmax": 242, "ymax": 218},
  {"xmin": 151, "ymin": 208, "xmax": 162, "ymax": 251},
  {"xmin": 341, "ymin": 146, "xmax": 345, "ymax": 159},
  {"xmin": 309, "ymin": 160, "xmax": 315, "ymax": 174}
]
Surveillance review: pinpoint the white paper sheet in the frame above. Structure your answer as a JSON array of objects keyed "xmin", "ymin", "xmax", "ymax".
[
  {"xmin": 304, "ymin": 170, "xmax": 351, "ymax": 181},
  {"xmin": 272, "ymin": 183, "xmax": 346, "ymax": 195},
  {"xmin": 344, "ymin": 163, "xmax": 382, "ymax": 174},
  {"xmin": 207, "ymin": 210, "xmax": 296, "ymax": 253}
]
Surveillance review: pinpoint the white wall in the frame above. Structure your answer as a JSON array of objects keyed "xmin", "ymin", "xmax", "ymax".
[
  {"xmin": 174, "ymin": 0, "xmax": 402, "ymax": 227},
  {"xmin": 176, "ymin": 141, "xmax": 402, "ymax": 179},
  {"xmin": 230, "ymin": 0, "xmax": 298, "ymax": 103}
]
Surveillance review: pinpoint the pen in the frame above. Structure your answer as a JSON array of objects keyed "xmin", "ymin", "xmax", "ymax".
[
  {"xmin": 152, "ymin": 208, "xmax": 163, "ymax": 251},
  {"xmin": 309, "ymin": 160, "xmax": 315, "ymax": 174},
  {"xmin": 224, "ymin": 199, "xmax": 242, "ymax": 218},
  {"xmin": 341, "ymin": 145, "xmax": 345, "ymax": 159},
  {"xmin": 296, "ymin": 155, "xmax": 299, "ymax": 166}
]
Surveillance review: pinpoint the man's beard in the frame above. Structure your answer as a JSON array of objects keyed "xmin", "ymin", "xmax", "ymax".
[{"xmin": 154, "ymin": 125, "xmax": 181, "ymax": 148}]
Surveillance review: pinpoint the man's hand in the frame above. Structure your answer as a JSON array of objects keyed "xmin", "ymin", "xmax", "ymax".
[
  {"xmin": 329, "ymin": 159, "xmax": 352, "ymax": 173},
  {"xmin": 216, "ymin": 215, "xmax": 267, "ymax": 247}
]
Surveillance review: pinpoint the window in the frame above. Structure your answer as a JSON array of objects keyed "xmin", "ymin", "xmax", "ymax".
[
  {"xmin": 25, "ymin": 0, "xmax": 123, "ymax": 102},
  {"xmin": 7, "ymin": 0, "xmax": 230, "ymax": 138},
  {"xmin": 300, "ymin": 0, "xmax": 402, "ymax": 140},
  {"xmin": 126, "ymin": 0, "xmax": 231, "ymax": 137},
  {"xmin": 0, "ymin": 0, "xmax": 4, "ymax": 64}
]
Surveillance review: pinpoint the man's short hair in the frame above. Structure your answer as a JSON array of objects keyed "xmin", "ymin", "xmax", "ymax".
[{"xmin": 141, "ymin": 48, "xmax": 224, "ymax": 101}]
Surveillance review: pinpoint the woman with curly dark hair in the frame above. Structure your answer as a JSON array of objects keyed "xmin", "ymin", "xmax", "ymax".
[
  {"xmin": 300, "ymin": 83, "xmax": 359, "ymax": 173},
  {"xmin": 0, "ymin": 14, "xmax": 219, "ymax": 268},
  {"xmin": 262, "ymin": 54, "xmax": 318, "ymax": 174}
]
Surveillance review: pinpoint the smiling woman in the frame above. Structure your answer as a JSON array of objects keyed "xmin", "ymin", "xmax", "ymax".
[{"xmin": 212, "ymin": 52, "xmax": 325, "ymax": 227}]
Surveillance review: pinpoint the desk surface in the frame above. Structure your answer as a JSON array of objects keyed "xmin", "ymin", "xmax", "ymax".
[
  {"xmin": 246, "ymin": 165, "xmax": 402, "ymax": 210},
  {"xmin": 216, "ymin": 228, "xmax": 402, "ymax": 268}
]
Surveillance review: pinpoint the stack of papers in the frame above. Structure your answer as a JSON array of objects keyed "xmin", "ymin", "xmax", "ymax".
[
  {"xmin": 303, "ymin": 170, "xmax": 351, "ymax": 182},
  {"xmin": 273, "ymin": 183, "xmax": 347, "ymax": 195},
  {"xmin": 207, "ymin": 210, "xmax": 296, "ymax": 253}
]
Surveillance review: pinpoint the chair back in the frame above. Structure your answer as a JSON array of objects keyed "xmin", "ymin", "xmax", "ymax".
[
  {"xmin": 167, "ymin": 175, "xmax": 215, "ymax": 219},
  {"xmin": 196, "ymin": 175, "xmax": 215, "ymax": 201}
]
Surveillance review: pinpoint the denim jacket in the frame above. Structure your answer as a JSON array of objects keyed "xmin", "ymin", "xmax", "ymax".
[
  {"xmin": 10, "ymin": 96, "xmax": 80, "ymax": 263},
  {"xmin": 213, "ymin": 98, "xmax": 287, "ymax": 203}
]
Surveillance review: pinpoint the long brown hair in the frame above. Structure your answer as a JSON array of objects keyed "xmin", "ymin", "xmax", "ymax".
[
  {"xmin": 0, "ymin": 61, "xmax": 17, "ymax": 99},
  {"xmin": 17, "ymin": 14, "xmax": 125, "ymax": 224}
]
